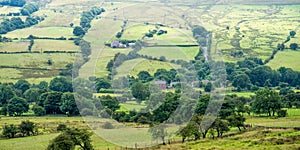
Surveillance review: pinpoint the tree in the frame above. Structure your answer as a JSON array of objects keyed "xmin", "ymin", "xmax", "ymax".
[
  {"xmin": 19, "ymin": 120, "xmax": 35, "ymax": 136},
  {"xmin": 290, "ymin": 43, "xmax": 298, "ymax": 50},
  {"xmin": 131, "ymin": 82, "xmax": 150, "ymax": 102},
  {"xmin": 212, "ymin": 118, "xmax": 230, "ymax": 137},
  {"xmin": 47, "ymin": 128, "xmax": 94, "ymax": 150},
  {"xmin": 73, "ymin": 26, "xmax": 86, "ymax": 36},
  {"xmin": 60, "ymin": 92, "xmax": 79, "ymax": 116},
  {"xmin": 2, "ymin": 124, "xmax": 18, "ymax": 138},
  {"xmin": 149, "ymin": 124, "xmax": 168, "ymax": 145},
  {"xmin": 24, "ymin": 88, "xmax": 41, "ymax": 103},
  {"xmin": 138, "ymin": 71, "xmax": 152, "ymax": 82},
  {"xmin": 0, "ymin": 84, "xmax": 15, "ymax": 105},
  {"xmin": 32, "ymin": 105, "xmax": 46, "ymax": 116},
  {"xmin": 232, "ymin": 73, "xmax": 251, "ymax": 90},
  {"xmin": 49, "ymin": 77, "xmax": 72, "ymax": 92},
  {"xmin": 7, "ymin": 97, "xmax": 29, "ymax": 116},
  {"xmin": 43, "ymin": 92, "xmax": 63, "ymax": 114},
  {"xmin": 251, "ymin": 88, "xmax": 282, "ymax": 116},
  {"xmin": 226, "ymin": 114, "xmax": 246, "ymax": 131},
  {"xmin": 204, "ymin": 82, "xmax": 213, "ymax": 92},
  {"xmin": 14, "ymin": 79, "xmax": 30, "ymax": 93},
  {"xmin": 95, "ymin": 96, "xmax": 120, "ymax": 112},
  {"xmin": 95, "ymin": 78, "xmax": 111, "ymax": 92},
  {"xmin": 290, "ymin": 30, "xmax": 296, "ymax": 37}
]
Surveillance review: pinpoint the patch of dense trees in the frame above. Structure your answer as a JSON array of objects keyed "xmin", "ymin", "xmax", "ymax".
[
  {"xmin": 0, "ymin": 16, "xmax": 42, "ymax": 34},
  {"xmin": 0, "ymin": 77, "xmax": 78, "ymax": 116},
  {"xmin": 0, "ymin": 0, "xmax": 26, "ymax": 7},
  {"xmin": 20, "ymin": 3, "xmax": 39, "ymax": 16}
]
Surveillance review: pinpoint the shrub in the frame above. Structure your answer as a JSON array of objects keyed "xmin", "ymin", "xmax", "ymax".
[
  {"xmin": 57, "ymin": 124, "xmax": 67, "ymax": 132},
  {"xmin": 277, "ymin": 110, "xmax": 287, "ymax": 117},
  {"xmin": 32, "ymin": 105, "xmax": 46, "ymax": 116},
  {"xmin": 102, "ymin": 122, "xmax": 114, "ymax": 129}
]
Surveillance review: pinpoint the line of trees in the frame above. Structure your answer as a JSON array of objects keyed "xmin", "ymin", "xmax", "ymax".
[
  {"xmin": 20, "ymin": 3, "xmax": 39, "ymax": 16},
  {"xmin": 0, "ymin": 0, "xmax": 26, "ymax": 7},
  {"xmin": 73, "ymin": 6, "xmax": 105, "ymax": 36},
  {"xmin": 0, "ymin": 16, "xmax": 42, "ymax": 34}
]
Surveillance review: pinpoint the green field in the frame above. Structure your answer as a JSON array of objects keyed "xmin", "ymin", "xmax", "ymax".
[
  {"xmin": 4, "ymin": 27, "xmax": 75, "ymax": 39},
  {"xmin": 32, "ymin": 39, "xmax": 79, "ymax": 52},
  {"xmin": 267, "ymin": 50, "xmax": 300, "ymax": 71},
  {"xmin": 138, "ymin": 46, "xmax": 199, "ymax": 61},
  {"xmin": 0, "ymin": 41, "xmax": 29, "ymax": 52},
  {"xmin": 0, "ymin": 53, "xmax": 75, "ymax": 83},
  {"xmin": 115, "ymin": 58, "xmax": 180, "ymax": 78}
]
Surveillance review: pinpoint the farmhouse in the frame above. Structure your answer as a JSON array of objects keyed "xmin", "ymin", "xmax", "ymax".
[
  {"xmin": 154, "ymin": 80, "xmax": 167, "ymax": 89},
  {"xmin": 110, "ymin": 41, "xmax": 127, "ymax": 48}
]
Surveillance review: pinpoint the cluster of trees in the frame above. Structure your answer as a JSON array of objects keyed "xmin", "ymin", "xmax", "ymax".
[
  {"xmin": 20, "ymin": 3, "xmax": 39, "ymax": 16},
  {"xmin": 2, "ymin": 120, "xmax": 36, "ymax": 138},
  {"xmin": 0, "ymin": 77, "xmax": 78, "ymax": 116},
  {"xmin": 73, "ymin": 6, "xmax": 105, "ymax": 36},
  {"xmin": 0, "ymin": 0, "xmax": 26, "ymax": 7},
  {"xmin": 226, "ymin": 58, "xmax": 300, "ymax": 91},
  {"xmin": 0, "ymin": 16, "xmax": 41, "ymax": 34},
  {"xmin": 145, "ymin": 29, "xmax": 167, "ymax": 38}
]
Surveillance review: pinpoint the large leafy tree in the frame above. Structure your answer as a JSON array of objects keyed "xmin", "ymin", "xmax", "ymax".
[
  {"xmin": 24, "ymin": 88, "xmax": 41, "ymax": 103},
  {"xmin": 0, "ymin": 83, "xmax": 15, "ymax": 105},
  {"xmin": 95, "ymin": 78, "xmax": 111, "ymax": 92},
  {"xmin": 43, "ymin": 92, "xmax": 63, "ymax": 114},
  {"xmin": 14, "ymin": 79, "xmax": 30, "ymax": 93},
  {"xmin": 232, "ymin": 73, "xmax": 251, "ymax": 89},
  {"xmin": 131, "ymin": 82, "xmax": 150, "ymax": 102},
  {"xmin": 148, "ymin": 124, "xmax": 168, "ymax": 145},
  {"xmin": 60, "ymin": 92, "xmax": 79, "ymax": 116},
  {"xmin": 47, "ymin": 128, "xmax": 94, "ymax": 150},
  {"xmin": 251, "ymin": 88, "xmax": 282, "ymax": 116},
  {"xmin": 49, "ymin": 77, "xmax": 72, "ymax": 92},
  {"xmin": 7, "ymin": 97, "xmax": 29, "ymax": 116}
]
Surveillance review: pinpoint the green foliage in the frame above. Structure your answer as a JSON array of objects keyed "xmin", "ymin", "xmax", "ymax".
[
  {"xmin": 2, "ymin": 124, "xmax": 18, "ymax": 138},
  {"xmin": 73, "ymin": 26, "xmax": 86, "ymax": 36},
  {"xmin": 95, "ymin": 78, "xmax": 111, "ymax": 92},
  {"xmin": 0, "ymin": 0, "xmax": 26, "ymax": 7},
  {"xmin": 131, "ymin": 82, "xmax": 150, "ymax": 102},
  {"xmin": 148, "ymin": 124, "xmax": 168, "ymax": 145},
  {"xmin": 19, "ymin": 120, "xmax": 35, "ymax": 136},
  {"xmin": 290, "ymin": 30, "xmax": 296, "ymax": 38},
  {"xmin": 251, "ymin": 88, "xmax": 282, "ymax": 116},
  {"xmin": 43, "ymin": 92, "xmax": 63, "ymax": 114},
  {"xmin": 0, "ymin": 83, "xmax": 15, "ymax": 105},
  {"xmin": 49, "ymin": 77, "xmax": 72, "ymax": 92},
  {"xmin": 277, "ymin": 109, "xmax": 287, "ymax": 117},
  {"xmin": 47, "ymin": 128, "xmax": 94, "ymax": 150},
  {"xmin": 290, "ymin": 43, "xmax": 298, "ymax": 50},
  {"xmin": 21, "ymin": 4, "xmax": 39, "ymax": 16},
  {"xmin": 7, "ymin": 97, "xmax": 29, "ymax": 116},
  {"xmin": 32, "ymin": 105, "xmax": 46, "ymax": 116},
  {"xmin": 60, "ymin": 92, "xmax": 79, "ymax": 116},
  {"xmin": 14, "ymin": 79, "xmax": 30, "ymax": 93},
  {"xmin": 24, "ymin": 88, "xmax": 41, "ymax": 103}
]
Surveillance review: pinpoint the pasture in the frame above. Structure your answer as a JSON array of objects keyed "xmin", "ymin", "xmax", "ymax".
[
  {"xmin": 267, "ymin": 50, "xmax": 300, "ymax": 71},
  {"xmin": 114, "ymin": 58, "xmax": 180, "ymax": 78},
  {"xmin": 32, "ymin": 39, "xmax": 79, "ymax": 52}
]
